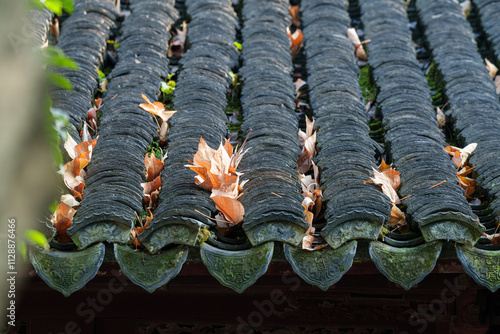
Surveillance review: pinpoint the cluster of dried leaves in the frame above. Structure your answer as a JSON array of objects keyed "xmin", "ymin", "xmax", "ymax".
[
  {"xmin": 298, "ymin": 117, "xmax": 325, "ymax": 251},
  {"xmin": 365, "ymin": 160, "xmax": 406, "ymax": 230},
  {"xmin": 485, "ymin": 58, "xmax": 500, "ymax": 95},
  {"xmin": 131, "ymin": 95, "xmax": 176, "ymax": 247},
  {"xmin": 186, "ymin": 136, "xmax": 249, "ymax": 235},
  {"xmin": 52, "ymin": 130, "xmax": 98, "ymax": 243}
]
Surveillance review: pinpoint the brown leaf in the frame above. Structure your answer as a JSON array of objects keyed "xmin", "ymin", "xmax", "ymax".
[
  {"xmin": 389, "ymin": 205, "xmax": 406, "ymax": 227},
  {"xmin": 495, "ymin": 76, "xmax": 500, "ymax": 94},
  {"xmin": 486, "ymin": 58, "xmax": 498, "ymax": 79},
  {"xmin": 289, "ymin": 5, "xmax": 300, "ymax": 27},
  {"xmin": 168, "ymin": 21, "xmax": 187, "ymax": 57},
  {"xmin": 52, "ymin": 202, "xmax": 75, "ymax": 243},
  {"xmin": 131, "ymin": 211, "xmax": 152, "ymax": 247},
  {"xmin": 365, "ymin": 167, "xmax": 399, "ymax": 203},
  {"xmin": 377, "ymin": 159, "xmax": 392, "ymax": 172},
  {"xmin": 74, "ymin": 137, "xmax": 98, "ymax": 161},
  {"xmin": 436, "ymin": 106, "xmax": 445, "ymax": 129},
  {"xmin": 144, "ymin": 153, "xmax": 164, "ymax": 181},
  {"xmin": 443, "ymin": 144, "xmax": 477, "ymax": 168},
  {"xmin": 141, "ymin": 175, "xmax": 162, "ymax": 197},
  {"xmin": 458, "ymin": 176, "xmax": 476, "ymax": 199},
  {"xmin": 297, "ymin": 148, "xmax": 312, "ymax": 174},
  {"xmin": 211, "ymin": 195, "xmax": 245, "ymax": 225},
  {"xmin": 286, "ymin": 27, "xmax": 303, "ymax": 59},
  {"xmin": 139, "ymin": 94, "xmax": 177, "ymax": 123},
  {"xmin": 61, "ymin": 157, "xmax": 87, "ymax": 191},
  {"xmin": 484, "ymin": 232, "xmax": 500, "ymax": 244},
  {"xmin": 347, "ymin": 28, "xmax": 367, "ymax": 61}
]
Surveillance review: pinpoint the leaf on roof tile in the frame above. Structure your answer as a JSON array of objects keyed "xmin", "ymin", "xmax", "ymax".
[
  {"xmin": 443, "ymin": 143, "xmax": 476, "ymax": 168},
  {"xmin": 186, "ymin": 134, "xmax": 250, "ymax": 231},
  {"xmin": 485, "ymin": 58, "xmax": 498, "ymax": 79},
  {"xmin": 132, "ymin": 210, "xmax": 153, "ymax": 248},
  {"xmin": 289, "ymin": 5, "xmax": 300, "ymax": 28},
  {"xmin": 139, "ymin": 94, "xmax": 176, "ymax": 144},
  {"xmin": 347, "ymin": 28, "xmax": 368, "ymax": 62},
  {"xmin": 51, "ymin": 201, "xmax": 76, "ymax": 243},
  {"xmin": 286, "ymin": 27, "xmax": 303, "ymax": 60},
  {"xmin": 297, "ymin": 116, "xmax": 316, "ymax": 174},
  {"xmin": 168, "ymin": 21, "xmax": 187, "ymax": 58},
  {"xmin": 144, "ymin": 152, "xmax": 164, "ymax": 182}
]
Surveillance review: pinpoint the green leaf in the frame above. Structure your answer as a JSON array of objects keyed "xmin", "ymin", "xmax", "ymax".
[
  {"xmin": 18, "ymin": 241, "xmax": 28, "ymax": 262},
  {"xmin": 47, "ymin": 72, "xmax": 73, "ymax": 90},
  {"xmin": 47, "ymin": 107, "xmax": 70, "ymax": 167},
  {"xmin": 234, "ymin": 42, "xmax": 242, "ymax": 51},
  {"xmin": 60, "ymin": 0, "xmax": 74, "ymax": 14},
  {"xmin": 45, "ymin": 46, "xmax": 79, "ymax": 70},
  {"xmin": 42, "ymin": 0, "xmax": 63, "ymax": 16},
  {"xmin": 24, "ymin": 229, "xmax": 49, "ymax": 250},
  {"xmin": 97, "ymin": 69, "xmax": 106, "ymax": 81}
]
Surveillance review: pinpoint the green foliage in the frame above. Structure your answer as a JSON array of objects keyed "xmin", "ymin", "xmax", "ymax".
[
  {"xmin": 358, "ymin": 65, "xmax": 376, "ymax": 102},
  {"xmin": 23, "ymin": 229, "xmax": 50, "ymax": 254},
  {"xmin": 42, "ymin": 47, "xmax": 78, "ymax": 89},
  {"xmin": 148, "ymin": 142, "xmax": 163, "ymax": 160},
  {"xmin": 234, "ymin": 41, "xmax": 242, "ymax": 51},
  {"xmin": 32, "ymin": 0, "xmax": 74, "ymax": 15},
  {"xmin": 47, "ymin": 107, "xmax": 70, "ymax": 168}
]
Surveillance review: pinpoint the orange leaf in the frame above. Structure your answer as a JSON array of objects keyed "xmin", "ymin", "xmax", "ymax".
[
  {"xmin": 484, "ymin": 232, "xmax": 500, "ymax": 244},
  {"xmin": 132, "ymin": 211, "xmax": 152, "ymax": 247},
  {"xmin": 144, "ymin": 153, "xmax": 164, "ymax": 181},
  {"xmin": 486, "ymin": 58, "xmax": 498, "ymax": 79},
  {"xmin": 74, "ymin": 137, "xmax": 98, "ymax": 161},
  {"xmin": 211, "ymin": 195, "xmax": 245, "ymax": 225},
  {"xmin": 377, "ymin": 159, "xmax": 392, "ymax": 172},
  {"xmin": 389, "ymin": 205, "xmax": 406, "ymax": 227},
  {"xmin": 287, "ymin": 27, "xmax": 303, "ymax": 59},
  {"xmin": 289, "ymin": 5, "xmax": 300, "ymax": 27},
  {"xmin": 139, "ymin": 94, "xmax": 176, "ymax": 123},
  {"xmin": 53, "ymin": 202, "xmax": 75, "ymax": 243},
  {"xmin": 458, "ymin": 176, "xmax": 476, "ymax": 199}
]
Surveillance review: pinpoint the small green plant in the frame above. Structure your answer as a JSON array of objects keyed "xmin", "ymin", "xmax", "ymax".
[
  {"xmin": 148, "ymin": 142, "xmax": 163, "ymax": 160},
  {"xmin": 160, "ymin": 74, "xmax": 176, "ymax": 106},
  {"xmin": 234, "ymin": 41, "xmax": 242, "ymax": 51}
]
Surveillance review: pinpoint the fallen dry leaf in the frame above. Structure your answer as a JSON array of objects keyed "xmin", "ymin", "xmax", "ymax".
[
  {"xmin": 52, "ymin": 202, "xmax": 76, "ymax": 243},
  {"xmin": 458, "ymin": 175, "xmax": 476, "ymax": 199},
  {"xmin": 297, "ymin": 116, "xmax": 316, "ymax": 173},
  {"xmin": 347, "ymin": 28, "xmax": 367, "ymax": 61},
  {"xmin": 436, "ymin": 106, "xmax": 445, "ymax": 129},
  {"xmin": 187, "ymin": 136, "xmax": 249, "ymax": 226},
  {"xmin": 486, "ymin": 58, "xmax": 498, "ymax": 79},
  {"xmin": 168, "ymin": 21, "xmax": 187, "ymax": 57},
  {"xmin": 495, "ymin": 76, "xmax": 500, "ymax": 94},
  {"xmin": 443, "ymin": 143, "xmax": 477, "ymax": 168},
  {"xmin": 51, "ymin": 18, "xmax": 60, "ymax": 39},
  {"xmin": 484, "ymin": 232, "xmax": 500, "ymax": 244},
  {"xmin": 390, "ymin": 205, "xmax": 406, "ymax": 227},
  {"xmin": 144, "ymin": 153, "xmax": 164, "ymax": 181},
  {"xmin": 289, "ymin": 5, "xmax": 300, "ymax": 27},
  {"xmin": 212, "ymin": 195, "xmax": 245, "ymax": 225},
  {"xmin": 365, "ymin": 167, "xmax": 399, "ymax": 203},
  {"xmin": 60, "ymin": 194, "xmax": 80, "ymax": 208},
  {"xmin": 286, "ymin": 27, "xmax": 303, "ymax": 60},
  {"xmin": 139, "ymin": 94, "xmax": 177, "ymax": 123},
  {"xmin": 131, "ymin": 210, "xmax": 153, "ymax": 247},
  {"xmin": 142, "ymin": 175, "xmax": 162, "ymax": 199}
]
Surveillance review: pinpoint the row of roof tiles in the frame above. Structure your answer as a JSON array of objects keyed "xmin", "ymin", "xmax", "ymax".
[{"xmin": 29, "ymin": 0, "xmax": 500, "ymax": 296}]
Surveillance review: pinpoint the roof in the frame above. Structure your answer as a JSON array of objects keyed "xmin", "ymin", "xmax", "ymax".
[{"xmin": 29, "ymin": 0, "xmax": 500, "ymax": 297}]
